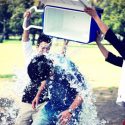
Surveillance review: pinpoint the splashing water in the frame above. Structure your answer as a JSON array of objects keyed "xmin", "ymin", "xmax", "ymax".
[
  {"xmin": 46, "ymin": 54, "xmax": 107, "ymax": 125},
  {"xmin": 0, "ymin": 54, "xmax": 108, "ymax": 125},
  {"xmin": 0, "ymin": 98, "xmax": 18, "ymax": 125},
  {"xmin": 0, "ymin": 67, "xmax": 30, "ymax": 125}
]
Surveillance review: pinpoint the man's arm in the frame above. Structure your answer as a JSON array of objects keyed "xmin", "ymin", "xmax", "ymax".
[
  {"xmin": 96, "ymin": 32, "xmax": 109, "ymax": 59},
  {"xmin": 68, "ymin": 95, "xmax": 83, "ymax": 112},
  {"xmin": 32, "ymin": 80, "xmax": 46, "ymax": 109},
  {"xmin": 84, "ymin": 7, "xmax": 125, "ymax": 59},
  {"xmin": 104, "ymin": 29, "xmax": 125, "ymax": 59},
  {"xmin": 97, "ymin": 38, "xmax": 123, "ymax": 67},
  {"xmin": 96, "ymin": 32, "xmax": 123, "ymax": 67},
  {"xmin": 22, "ymin": 11, "xmax": 34, "ymax": 64},
  {"xmin": 22, "ymin": 11, "xmax": 31, "ymax": 42},
  {"xmin": 84, "ymin": 7, "xmax": 109, "ymax": 35},
  {"xmin": 22, "ymin": 30, "xmax": 29, "ymax": 42},
  {"xmin": 58, "ymin": 95, "xmax": 83, "ymax": 125},
  {"xmin": 61, "ymin": 40, "xmax": 69, "ymax": 56},
  {"xmin": 106, "ymin": 52, "xmax": 123, "ymax": 67}
]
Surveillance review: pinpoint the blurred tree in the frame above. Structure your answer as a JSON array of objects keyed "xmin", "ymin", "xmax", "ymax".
[
  {"xmin": 10, "ymin": 0, "xmax": 43, "ymax": 44},
  {"xmin": 10, "ymin": 0, "xmax": 34, "ymax": 38},
  {"xmin": 0, "ymin": 0, "xmax": 42, "ymax": 43},
  {"xmin": 30, "ymin": 0, "xmax": 44, "ymax": 45},
  {"xmin": 96, "ymin": 0, "xmax": 125, "ymax": 39},
  {"xmin": 0, "ymin": 0, "xmax": 13, "ymax": 42}
]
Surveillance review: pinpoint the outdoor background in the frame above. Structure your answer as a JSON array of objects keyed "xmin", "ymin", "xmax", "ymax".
[{"xmin": 0, "ymin": 0, "xmax": 125, "ymax": 125}]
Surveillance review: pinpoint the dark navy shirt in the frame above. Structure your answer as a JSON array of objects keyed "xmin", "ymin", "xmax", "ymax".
[
  {"xmin": 22, "ymin": 55, "xmax": 52, "ymax": 104},
  {"xmin": 105, "ymin": 29, "xmax": 124, "ymax": 67},
  {"xmin": 105, "ymin": 29, "xmax": 125, "ymax": 59},
  {"xmin": 106, "ymin": 52, "xmax": 123, "ymax": 67},
  {"xmin": 45, "ymin": 54, "xmax": 86, "ymax": 111}
]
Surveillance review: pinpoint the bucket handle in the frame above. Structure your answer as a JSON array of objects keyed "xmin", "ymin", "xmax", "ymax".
[{"xmin": 23, "ymin": 6, "xmax": 44, "ymax": 30}]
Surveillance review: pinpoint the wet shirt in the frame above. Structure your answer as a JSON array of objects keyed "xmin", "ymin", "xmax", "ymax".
[
  {"xmin": 22, "ymin": 55, "xmax": 52, "ymax": 104},
  {"xmin": 22, "ymin": 81, "xmax": 48, "ymax": 104},
  {"xmin": 45, "ymin": 54, "xmax": 87, "ymax": 111}
]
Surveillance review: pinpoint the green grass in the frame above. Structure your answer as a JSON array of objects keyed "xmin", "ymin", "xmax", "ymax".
[
  {"xmin": 0, "ymin": 74, "xmax": 15, "ymax": 78},
  {"xmin": 3, "ymin": 40, "xmax": 21, "ymax": 44},
  {"xmin": 0, "ymin": 40, "xmax": 25, "ymax": 74},
  {"xmin": 0, "ymin": 39, "xmax": 121, "ymax": 88}
]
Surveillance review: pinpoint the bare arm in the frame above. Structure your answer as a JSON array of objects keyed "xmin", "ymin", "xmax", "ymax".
[
  {"xmin": 22, "ymin": 10, "xmax": 34, "ymax": 64},
  {"xmin": 68, "ymin": 95, "xmax": 83, "ymax": 111},
  {"xmin": 61, "ymin": 40, "xmax": 69, "ymax": 56},
  {"xmin": 22, "ymin": 11, "xmax": 31, "ymax": 42},
  {"xmin": 84, "ymin": 7, "xmax": 109, "ymax": 35},
  {"xmin": 84, "ymin": 7, "xmax": 125, "ymax": 60},
  {"xmin": 96, "ymin": 32, "xmax": 109, "ymax": 59},
  {"xmin": 22, "ymin": 30, "xmax": 29, "ymax": 42},
  {"xmin": 32, "ymin": 80, "xmax": 46, "ymax": 109},
  {"xmin": 96, "ymin": 32, "xmax": 123, "ymax": 67},
  {"xmin": 58, "ymin": 95, "xmax": 83, "ymax": 125}
]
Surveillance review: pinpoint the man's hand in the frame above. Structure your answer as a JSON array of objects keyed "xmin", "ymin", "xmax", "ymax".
[
  {"xmin": 58, "ymin": 110, "xmax": 72, "ymax": 125},
  {"xmin": 23, "ymin": 10, "xmax": 31, "ymax": 29},
  {"xmin": 61, "ymin": 40, "xmax": 69, "ymax": 56},
  {"xmin": 32, "ymin": 96, "xmax": 39, "ymax": 109},
  {"xmin": 96, "ymin": 31, "xmax": 104, "ymax": 45},
  {"xmin": 84, "ymin": 7, "xmax": 98, "ymax": 19},
  {"xmin": 22, "ymin": 10, "xmax": 31, "ymax": 41},
  {"xmin": 84, "ymin": 7, "xmax": 109, "ymax": 35},
  {"xmin": 23, "ymin": 10, "xmax": 31, "ymax": 19}
]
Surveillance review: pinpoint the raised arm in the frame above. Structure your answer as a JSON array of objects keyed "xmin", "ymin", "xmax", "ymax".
[
  {"xmin": 84, "ymin": 7, "xmax": 125, "ymax": 59},
  {"xmin": 96, "ymin": 32, "xmax": 123, "ymax": 67},
  {"xmin": 84, "ymin": 7, "xmax": 109, "ymax": 35},
  {"xmin": 61, "ymin": 40, "xmax": 69, "ymax": 56},
  {"xmin": 22, "ymin": 11, "xmax": 31, "ymax": 42},
  {"xmin": 22, "ymin": 10, "xmax": 34, "ymax": 64},
  {"xmin": 96, "ymin": 32, "xmax": 109, "ymax": 59}
]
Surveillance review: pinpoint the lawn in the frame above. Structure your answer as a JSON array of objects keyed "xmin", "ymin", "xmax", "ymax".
[
  {"xmin": 0, "ymin": 40, "xmax": 124, "ymax": 125},
  {"xmin": 0, "ymin": 40, "xmax": 121, "ymax": 88}
]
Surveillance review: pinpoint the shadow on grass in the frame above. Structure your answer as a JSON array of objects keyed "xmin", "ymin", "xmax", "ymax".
[{"xmin": 93, "ymin": 87, "xmax": 125, "ymax": 125}]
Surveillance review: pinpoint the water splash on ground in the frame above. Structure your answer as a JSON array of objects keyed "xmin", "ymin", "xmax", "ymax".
[{"xmin": 0, "ymin": 98, "xmax": 18, "ymax": 125}]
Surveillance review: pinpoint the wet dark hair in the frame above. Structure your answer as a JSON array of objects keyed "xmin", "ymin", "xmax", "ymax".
[
  {"xmin": 28, "ymin": 55, "xmax": 53, "ymax": 84},
  {"xmin": 37, "ymin": 33, "xmax": 51, "ymax": 46}
]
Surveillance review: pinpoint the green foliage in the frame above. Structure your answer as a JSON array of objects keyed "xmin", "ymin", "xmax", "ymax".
[
  {"xmin": 1, "ymin": 0, "xmax": 124, "ymax": 40},
  {"xmin": 0, "ymin": 1, "xmax": 13, "ymax": 35},
  {"xmin": 0, "ymin": 74, "xmax": 15, "ymax": 78},
  {"xmin": 96, "ymin": 0, "xmax": 125, "ymax": 38},
  {"xmin": 9, "ymin": 0, "xmax": 34, "ymax": 35},
  {"xmin": 0, "ymin": 0, "xmax": 41, "ymax": 38}
]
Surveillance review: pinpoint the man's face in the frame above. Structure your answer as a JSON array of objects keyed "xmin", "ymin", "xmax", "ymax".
[{"xmin": 37, "ymin": 41, "xmax": 51, "ymax": 54}]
